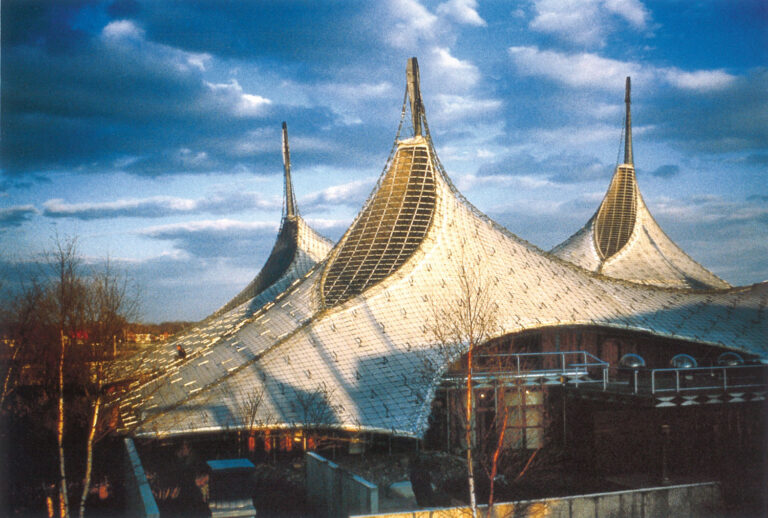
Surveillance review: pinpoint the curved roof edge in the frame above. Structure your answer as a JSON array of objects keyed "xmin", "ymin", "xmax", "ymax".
[{"xmin": 552, "ymin": 78, "xmax": 730, "ymax": 291}]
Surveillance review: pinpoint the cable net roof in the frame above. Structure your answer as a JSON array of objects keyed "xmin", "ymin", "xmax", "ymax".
[
  {"xmin": 112, "ymin": 61, "xmax": 765, "ymax": 440},
  {"xmin": 322, "ymin": 137, "xmax": 436, "ymax": 307},
  {"xmin": 552, "ymin": 165, "xmax": 730, "ymax": 290},
  {"xmin": 114, "ymin": 133, "xmax": 767, "ymax": 439},
  {"xmin": 553, "ymin": 78, "xmax": 728, "ymax": 290},
  {"xmin": 595, "ymin": 165, "xmax": 637, "ymax": 259}
]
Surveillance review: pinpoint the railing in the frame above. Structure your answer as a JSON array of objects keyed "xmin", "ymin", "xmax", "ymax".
[
  {"xmin": 649, "ymin": 364, "xmax": 767, "ymax": 394},
  {"xmin": 444, "ymin": 351, "xmax": 610, "ymax": 389}
]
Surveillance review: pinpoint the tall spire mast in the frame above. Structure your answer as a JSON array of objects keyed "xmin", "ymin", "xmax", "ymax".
[
  {"xmin": 406, "ymin": 57, "xmax": 423, "ymax": 136},
  {"xmin": 281, "ymin": 121, "xmax": 297, "ymax": 218},
  {"xmin": 624, "ymin": 76, "xmax": 633, "ymax": 165}
]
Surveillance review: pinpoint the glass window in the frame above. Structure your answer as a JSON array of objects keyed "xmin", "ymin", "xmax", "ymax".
[{"xmin": 504, "ymin": 386, "xmax": 544, "ymax": 450}]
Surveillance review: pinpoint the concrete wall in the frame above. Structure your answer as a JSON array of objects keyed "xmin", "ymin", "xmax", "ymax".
[
  {"xmin": 306, "ymin": 451, "xmax": 379, "ymax": 518},
  {"xmin": 123, "ymin": 438, "xmax": 160, "ymax": 518},
  {"xmin": 352, "ymin": 481, "xmax": 723, "ymax": 518}
]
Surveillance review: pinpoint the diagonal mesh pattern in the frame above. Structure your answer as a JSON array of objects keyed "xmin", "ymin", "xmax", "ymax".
[
  {"xmin": 594, "ymin": 165, "xmax": 637, "ymax": 259},
  {"xmin": 322, "ymin": 139, "xmax": 436, "ymax": 306}
]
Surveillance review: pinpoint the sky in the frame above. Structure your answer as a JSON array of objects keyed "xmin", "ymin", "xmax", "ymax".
[{"xmin": 2, "ymin": 0, "xmax": 767, "ymax": 322}]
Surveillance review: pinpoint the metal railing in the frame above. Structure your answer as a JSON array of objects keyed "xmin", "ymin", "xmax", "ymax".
[
  {"xmin": 444, "ymin": 351, "xmax": 610, "ymax": 389},
  {"xmin": 649, "ymin": 364, "xmax": 766, "ymax": 394}
]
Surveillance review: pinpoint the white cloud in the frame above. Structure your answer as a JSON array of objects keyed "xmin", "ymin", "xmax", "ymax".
[
  {"xmin": 437, "ymin": 0, "xmax": 486, "ymax": 26},
  {"xmin": 508, "ymin": 46, "xmax": 644, "ymax": 87},
  {"xmin": 301, "ymin": 178, "xmax": 376, "ymax": 210},
  {"xmin": 304, "ymin": 218, "xmax": 352, "ymax": 234},
  {"xmin": 141, "ymin": 219, "xmax": 278, "ymax": 236},
  {"xmin": 528, "ymin": 0, "xmax": 649, "ymax": 47},
  {"xmin": 663, "ymin": 68, "xmax": 736, "ymax": 91},
  {"xmin": 177, "ymin": 148, "xmax": 210, "ymax": 167},
  {"xmin": 186, "ymin": 52, "xmax": 212, "ymax": 72},
  {"xmin": 43, "ymin": 192, "xmax": 280, "ymax": 220},
  {"xmin": 385, "ymin": 0, "xmax": 439, "ymax": 49},
  {"xmin": 508, "ymin": 46, "xmax": 735, "ymax": 93},
  {"xmin": 205, "ymin": 80, "xmax": 272, "ymax": 117},
  {"xmin": 603, "ymin": 0, "xmax": 649, "ymax": 28},
  {"xmin": 0, "ymin": 204, "xmax": 39, "ymax": 228},
  {"xmin": 431, "ymin": 94, "xmax": 503, "ymax": 123},
  {"xmin": 101, "ymin": 20, "xmax": 144, "ymax": 40},
  {"xmin": 428, "ymin": 47, "xmax": 481, "ymax": 91},
  {"xmin": 590, "ymin": 102, "xmax": 623, "ymax": 119},
  {"xmin": 652, "ymin": 195, "xmax": 768, "ymax": 225},
  {"xmin": 457, "ymin": 174, "xmax": 556, "ymax": 191}
]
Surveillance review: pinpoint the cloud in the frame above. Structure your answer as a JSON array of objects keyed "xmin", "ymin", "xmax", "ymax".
[
  {"xmin": 300, "ymin": 179, "xmax": 377, "ymax": 211},
  {"xmin": 430, "ymin": 94, "xmax": 503, "ymax": 123},
  {"xmin": 509, "ymin": 46, "xmax": 646, "ymax": 87},
  {"xmin": 528, "ymin": 0, "xmax": 649, "ymax": 47},
  {"xmin": 204, "ymin": 79, "xmax": 272, "ymax": 117},
  {"xmin": 101, "ymin": 19, "xmax": 144, "ymax": 40},
  {"xmin": 457, "ymin": 174, "xmax": 556, "ymax": 192},
  {"xmin": 477, "ymin": 151, "xmax": 612, "ymax": 184},
  {"xmin": 651, "ymin": 194, "xmax": 768, "ymax": 226},
  {"xmin": 437, "ymin": 0, "xmax": 486, "ymax": 27},
  {"xmin": 43, "ymin": 192, "xmax": 281, "ymax": 220},
  {"xmin": 427, "ymin": 47, "xmax": 482, "ymax": 92},
  {"xmin": 141, "ymin": 219, "xmax": 279, "ymax": 259},
  {"xmin": 385, "ymin": 0, "xmax": 440, "ymax": 49},
  {"xmin": 650, "ymin": 164, "xmax": 680, "ymax": 178},
  {"xmin": 647, "ymin": 193, "xmax": 768, "ymax": 284},
  {"xmin": 0, "ymin": 205, "xmax": 39, "ymax": 228},
  {"xmin": 508, "ymin": 46, "xmax": 735, "ymax": 92},
  {"xmin": 602, "ymin": 0, "xmax": 649, "ymax": 28},
  {"xmin": 643, "ymin": 68, "xmax": 768, "ymax": 153},
  {"xmin": 663, "ymin": 68, "xmax": 736, "ymax": 91},
  {"xmin": 2, "ymin": 11, "xmax": 281, "ymax": 177},
  {"xmin": 130, "ymin": 2, "xmax": 381, "ymax": 71}
]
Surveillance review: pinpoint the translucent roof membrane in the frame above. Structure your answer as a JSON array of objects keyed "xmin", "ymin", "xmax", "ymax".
[
  {"xmin": 114, "ymin": 62, "xmax": 766, "ymax": 442},
  {"xmin": 322, "ymin": 139, "xmax": 436, "ymax": 306},
  {"xmin": 595, "ymin": 165, "xmax": 637, "ymax": 259}
]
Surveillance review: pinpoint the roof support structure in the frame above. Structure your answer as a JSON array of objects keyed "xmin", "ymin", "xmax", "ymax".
[
  {"xmin": 624, "ymin": 76, "xmax": 633, "ymax": 166},
  {"xmin": 406, "ymin": 57, "xmax": 423, "ymax": 136},
  {"xmin": 282, "ymin": 121, "xmax": 297, "ymax": 218}
]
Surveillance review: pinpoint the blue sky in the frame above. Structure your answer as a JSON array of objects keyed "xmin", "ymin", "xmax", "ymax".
[{"xmin": 2, "ymin": 0, "xmax": 767, "ymax": 322}]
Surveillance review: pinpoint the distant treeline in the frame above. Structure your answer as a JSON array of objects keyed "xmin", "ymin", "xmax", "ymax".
[{"xmin": 127, "ymin": 321, "xmax": 195, "ymax": 336}]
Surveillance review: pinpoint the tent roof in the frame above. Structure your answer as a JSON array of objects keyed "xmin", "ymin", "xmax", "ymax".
[
  {"xmin": 115, "ymin": 62, "xmax": 766, "ymax": 440},
  {"xmin": 552, "ymin": 78, "xmax": 729, "ymax": 290}
]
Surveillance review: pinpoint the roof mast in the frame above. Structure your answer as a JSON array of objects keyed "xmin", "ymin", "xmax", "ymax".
[
  {"xmin": 406, "ymin": 57, "xmax": 423, "ymax": 136},
  {"xmin": 624, "ymin": 76, "xmax": 633, "ymax": 166},
  {"xmin": 282, "ymin": 121, "xmax": 297, "ymax": 218}
]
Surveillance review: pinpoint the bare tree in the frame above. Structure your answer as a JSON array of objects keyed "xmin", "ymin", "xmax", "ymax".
[
  {"xmin": 233, "ymin": 388, "xmax": 266, "ymax": 455},
  {"xmin": 2, "ymin": 236, "xmax": 140, "ymax": 518},
  {"xmin": 50, "ymin": 236, "xmax": 84, "ymax": 518},
  {"xmin": 78, "ymin": 257, "xmax": 139, "ymax": 518},
  {"xmin": 293, "ymin": 383, "xmax": 341, "ymax": 451},
  {"xmin": 428, "ymin": 248, "xmax": 500, "ymax": 518},
  {"xmin": 1, "ymin": 275, "xmax": 49, "ymax": 409}
]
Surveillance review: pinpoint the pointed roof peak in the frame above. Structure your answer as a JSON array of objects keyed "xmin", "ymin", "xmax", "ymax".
[
  {"xmin": 406, "ymin": 57, "xmax": 423, "ymax": 137},
  {"xmin": 624, "ymin": 76, "xmax": 633, "ymax": 166},
  {"xmin": 282, "ymin": 121, "xmax": 297, "ymax": 219},
  {"xmin": 552, "ymin": 78, "xmax": 730, "ymax": 290}
]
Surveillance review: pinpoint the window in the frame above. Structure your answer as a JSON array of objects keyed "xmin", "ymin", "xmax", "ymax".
[{"xmin": 503, "ymin": 387, "xmax": 544, "ymax": 449}]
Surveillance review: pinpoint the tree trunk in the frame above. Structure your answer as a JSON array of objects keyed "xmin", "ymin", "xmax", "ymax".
[
  {"xmin": 465, "ymin": 342, "xmax": 477, "ymax": 518},
  {"xmin": 488, "ymin": 407, "xmax": 509, "ymax": 512},
  {"xmin": 58, "ymin": 331, "xmax": 70, "ymax": 518},
  {"xmin": 79, "ymin": 394, "xmax": 101, "ymax": 518},
  {"xmin": 0, "ymin": 342, "xmax": 22, "ymax": 409}
]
